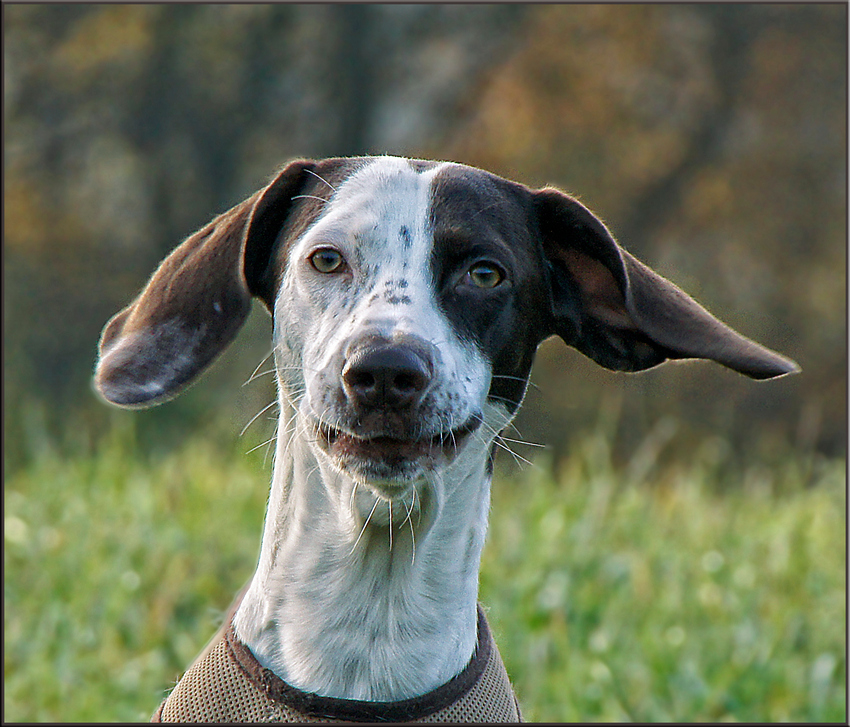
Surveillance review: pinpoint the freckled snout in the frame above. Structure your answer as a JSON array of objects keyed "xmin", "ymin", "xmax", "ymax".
[
  {"xmin": 342, "ymin": 338, "xmax": 434, "ymax": 412},
  {"xmin": 315, "ymin": 332, "xmax": 479, "ymax": 485}
]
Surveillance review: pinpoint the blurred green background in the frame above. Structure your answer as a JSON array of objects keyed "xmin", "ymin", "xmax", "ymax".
[{"xmin": 4, "ymin": 4, "xmax": 846, "ymax": 722}]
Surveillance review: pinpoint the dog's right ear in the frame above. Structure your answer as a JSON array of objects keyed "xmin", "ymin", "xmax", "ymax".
[
  {"xmin": 94, "ymin": 159, "xmax": 316, "ymax": 408},
  {"xmin": 535, "ymin": 188, "xmax": 799, "ymax": 379}
]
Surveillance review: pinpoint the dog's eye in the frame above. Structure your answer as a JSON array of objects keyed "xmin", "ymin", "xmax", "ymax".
[
  {"xmin": 309, "ymin": 248, "xmax": 345, "ymax": 274},
  {"xmin": 466, "ymin": 262, "xmax": 504, "ymax": 289}
]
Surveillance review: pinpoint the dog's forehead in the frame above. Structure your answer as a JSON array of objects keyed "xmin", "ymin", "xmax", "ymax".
[
  {"xmin": 334, "ymin": 156, "xmax": 443, "ymax": 199},
  {"xmin": 428, "ymin": 163, "xmax": 536, "ymax": 248},
  {"xmin": 315, "ymin": 157, "xmax": 442, "ymax": 238},
  {"xmin": 289, "ymin": 160, "xmax": 429, "ymax": 289},
  {"xmin": 303, "ymin": 157, "xmax": 531, "ymax": 256}
]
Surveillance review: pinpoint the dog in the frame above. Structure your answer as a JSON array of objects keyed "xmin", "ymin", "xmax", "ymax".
[{"xmin": 94, "ymin": 156, "xmax": 798, "ymax": 722}]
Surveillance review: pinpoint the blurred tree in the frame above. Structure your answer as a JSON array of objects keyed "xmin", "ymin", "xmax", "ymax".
[
  {"xmin": 3, "ymin": 3, "xmax": 530, "ymax": 466},
  {"xmin": 444, "ymin": 4, "xmax": 845, "ymax": 460},
  {"xmin": 3, "ymin": 4, "xmax": 845, "ymax": 468}
]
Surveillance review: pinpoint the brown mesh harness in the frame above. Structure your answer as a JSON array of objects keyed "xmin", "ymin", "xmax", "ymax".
[{"xmin": 153, "ymin": 606, "xmax": 521, "ymax": 723}]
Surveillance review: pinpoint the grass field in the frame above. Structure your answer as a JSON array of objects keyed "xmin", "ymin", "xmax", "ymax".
[{"xmin": 4, "ymin": 420, "xmax": 846, "ymax": 722}]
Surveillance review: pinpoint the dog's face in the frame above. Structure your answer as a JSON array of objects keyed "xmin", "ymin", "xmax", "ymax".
[
  {"xmin": 94, "ymin": 155, "xmax": 797, "ymax": 498},
  {"xmin": 273, "ymin": 158, "xmax": 550, "ymax": 492}
]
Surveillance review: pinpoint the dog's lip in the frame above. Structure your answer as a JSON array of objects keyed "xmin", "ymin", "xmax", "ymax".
[{"xmin": 314, "ymin": 418, "xmax": 480, "ymax": 458}]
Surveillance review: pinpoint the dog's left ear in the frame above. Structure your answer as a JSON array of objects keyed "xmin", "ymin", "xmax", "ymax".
[
  {"xmin": 535, "ymin": 188, "xmax": 799, "ymax": 379},
  {"xmin": 94, "ymin": 159, "xmax": 316, "ymax": 408}
]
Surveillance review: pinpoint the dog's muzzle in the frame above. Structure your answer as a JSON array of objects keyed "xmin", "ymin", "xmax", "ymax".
[{"xmin": 313, "ymin": 336, "xmax": 481, "ymax": 486}]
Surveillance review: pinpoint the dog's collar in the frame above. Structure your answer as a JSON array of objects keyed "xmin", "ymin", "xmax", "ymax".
[
  {"xmin": 153, "ymin": 605, "xmax": 522, "ymax": 723},
  {"xmin": 226, "ymin": 606, "xmax": 492, "ymax": 722}
]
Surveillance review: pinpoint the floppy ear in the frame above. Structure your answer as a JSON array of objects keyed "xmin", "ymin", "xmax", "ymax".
[
  {"xmin": 94, "ymin": 159, "xmax": 316, "ymax": 408},
  {"xmin": 534, "ymin": 188, "xmax": 799, "ymax": 379}
]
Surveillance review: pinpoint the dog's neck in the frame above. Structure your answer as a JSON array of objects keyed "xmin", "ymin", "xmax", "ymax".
[{"xmin": 233, "ymin": 401, "xmax": 493, "ymax": 702}]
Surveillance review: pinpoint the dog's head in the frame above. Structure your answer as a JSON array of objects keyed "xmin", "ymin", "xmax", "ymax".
[{"xmin": 95, "ymin": 156, "xmax": 798, "ymax": 491}]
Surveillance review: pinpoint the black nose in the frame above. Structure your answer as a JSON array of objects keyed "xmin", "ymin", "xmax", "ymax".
[{"xmin": 342, "ymin": 344, "xmax": 432, "ymax": 410}]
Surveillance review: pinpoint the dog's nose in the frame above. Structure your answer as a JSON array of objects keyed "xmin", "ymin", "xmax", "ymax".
[{"xmin": 342, "ymin": 345, "xmax": 432, "ymax": 410}]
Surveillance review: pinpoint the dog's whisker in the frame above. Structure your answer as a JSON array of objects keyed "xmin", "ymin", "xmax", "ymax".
[
  {"xmin": 263, "ymin": 423, "xmax": 279, "ymax": 468},
  {"xmin": 291, "ymin": 194, "xmax": 330, "ymax": 205},
  {"xmin": 246, "ymin": 434, "xmax": 278, "ymax": 455},
  {"xmin": 504, "ymin": 420, "xmax": 525, "ymax": 438},
  {"xmin": 401, "ymin": 490, "xmax": 415, "ymax": 528},
  {"xmin": 350, "ymin": 496, "xmax": 379, "ymax": 556},
  {"xmin": 349, "ymin": 479, "xmax": 360, "ymax": 513},
  {"xmin": 303, "ymin": 167, "xmax": 337, "ymax": 192},
  {"xmin": 244, "ymin": 349, "xmax": 276, "ymax": 386},
  {"xmin": 469, "ymin": 199, "xmax": 508, "ymax": 221},
  {"xmin": 405, "ymin": 490, "xmax": 417, "ymax": 567},
  {"xmin": 268, "ymin": 406, "xmax": 304, "ymax": 466},
  {"xmin": 425, "ymin": 337, "xmax": 451, "ymax": 349},
  {"xmin": 240, "ymin": 399, "xmax": 279, "ymax": 437},
  {"xmin": 470, "ymin": 414, "xmax": 536, "ymax": 468},
  {"xmin": 493, "ymin": 437, "xmax": 535, "ymax": 467},
  {"xmin": 491, "ymin": 374, "xmax": 542, "ymax": 392},
  {"xmin": 486, "ymin": 393, "xmax": 522, "ymax": 408},
  {"xmin": 283, "ymin": 389, "xmax": 307, "ymax": 405},
  {"xmin": 499, "ymin": 435, "xmax": 547, "ymax": 448},
  {"xmin": 243, "ymin": 368, "xmax": 278, "ymax": 382}
]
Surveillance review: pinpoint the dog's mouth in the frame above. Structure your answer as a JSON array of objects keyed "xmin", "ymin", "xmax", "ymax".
[{"xmin": 313, "ymin": 418, "xmax": 481, "ymax": 483}]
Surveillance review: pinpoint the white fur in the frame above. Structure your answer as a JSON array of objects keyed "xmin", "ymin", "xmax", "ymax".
[{"xmin": 233, "ymin": 158, "xmax": 516, "ymax": 701}]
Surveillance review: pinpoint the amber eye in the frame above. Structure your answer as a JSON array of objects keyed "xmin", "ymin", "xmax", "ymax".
[
  {"xmin": 309, "ymin": 248, "xmax": 345, "ymax": 273},
  {"xmin": 466, "ymin": 262, "xmax": 504, "ymax": 289}
]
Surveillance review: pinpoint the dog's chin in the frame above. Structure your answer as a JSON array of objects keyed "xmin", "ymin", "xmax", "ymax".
[{"xmin": 313, "ymin": 419, "xmax": 480, "ymax": 498}]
